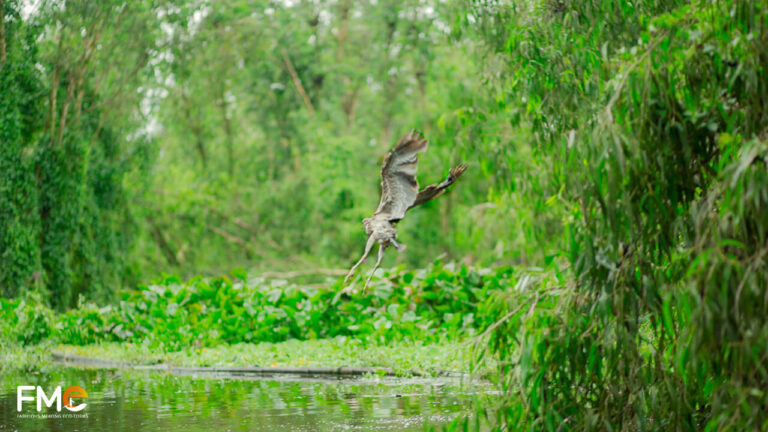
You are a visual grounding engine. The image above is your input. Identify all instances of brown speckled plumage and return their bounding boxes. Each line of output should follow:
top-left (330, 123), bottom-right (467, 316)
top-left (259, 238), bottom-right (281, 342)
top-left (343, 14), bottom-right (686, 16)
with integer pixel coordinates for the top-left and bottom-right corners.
top-left (343, 130), bottom-right (467, 292)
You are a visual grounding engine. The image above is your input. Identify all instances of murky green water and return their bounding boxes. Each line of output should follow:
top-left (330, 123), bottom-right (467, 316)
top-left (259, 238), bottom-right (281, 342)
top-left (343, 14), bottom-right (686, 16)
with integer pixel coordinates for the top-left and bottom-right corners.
top-left (0, 366), bottom-right (494, 431)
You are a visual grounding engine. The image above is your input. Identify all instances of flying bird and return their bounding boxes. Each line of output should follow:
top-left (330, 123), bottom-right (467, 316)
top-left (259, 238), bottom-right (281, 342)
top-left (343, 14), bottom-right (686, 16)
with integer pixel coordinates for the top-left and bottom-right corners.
top-left (343, 130), bottom-right (467, 291)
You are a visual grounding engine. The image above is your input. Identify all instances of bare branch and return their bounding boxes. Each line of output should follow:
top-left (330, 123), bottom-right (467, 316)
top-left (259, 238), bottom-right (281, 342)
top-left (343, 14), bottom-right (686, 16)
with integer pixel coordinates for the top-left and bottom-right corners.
top-left (205, 205), bottom-right (260, 237)
top-left (207, 224), bottom-right (254, 259)
top-left (147, 217), bottom-right (180, 267)
top-left (280, 48), bottom-right (315, 114)
top-left (207, 224), bottom-right (249, 248)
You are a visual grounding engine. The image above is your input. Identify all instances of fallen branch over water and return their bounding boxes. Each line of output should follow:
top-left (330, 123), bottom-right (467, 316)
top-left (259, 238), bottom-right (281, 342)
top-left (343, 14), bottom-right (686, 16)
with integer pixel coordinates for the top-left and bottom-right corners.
top-left (51, 350), bottom-right (465, 378)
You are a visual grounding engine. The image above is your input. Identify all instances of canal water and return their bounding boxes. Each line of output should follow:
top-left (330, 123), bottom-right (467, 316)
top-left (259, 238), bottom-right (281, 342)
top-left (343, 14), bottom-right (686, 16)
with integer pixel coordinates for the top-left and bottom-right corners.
top-left (0, 366), bottom-right (496, 431)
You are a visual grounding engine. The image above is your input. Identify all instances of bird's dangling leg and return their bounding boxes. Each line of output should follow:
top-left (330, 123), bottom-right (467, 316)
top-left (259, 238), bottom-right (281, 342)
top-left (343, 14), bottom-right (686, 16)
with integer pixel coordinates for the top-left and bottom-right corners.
top-left (362, 243), bottom-right (386, 292)
top-left (344, 234), bottom-right (376, 285)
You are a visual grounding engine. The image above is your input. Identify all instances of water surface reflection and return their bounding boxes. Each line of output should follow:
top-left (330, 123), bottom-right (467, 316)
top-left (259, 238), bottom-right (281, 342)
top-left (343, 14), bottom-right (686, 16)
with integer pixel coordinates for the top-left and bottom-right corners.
top-left (1, 366), bottom-right (494, 431)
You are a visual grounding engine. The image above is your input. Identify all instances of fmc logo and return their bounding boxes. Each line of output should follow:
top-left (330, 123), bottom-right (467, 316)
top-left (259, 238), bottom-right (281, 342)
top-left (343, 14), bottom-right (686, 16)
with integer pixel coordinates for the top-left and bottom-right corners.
top-left (17, 386), bottom-right (88, 412)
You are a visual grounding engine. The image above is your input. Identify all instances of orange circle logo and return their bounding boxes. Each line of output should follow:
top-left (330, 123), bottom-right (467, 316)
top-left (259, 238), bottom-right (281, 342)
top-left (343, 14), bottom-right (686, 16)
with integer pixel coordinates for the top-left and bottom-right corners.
top-left (63, 386), bottom-right (88, 410)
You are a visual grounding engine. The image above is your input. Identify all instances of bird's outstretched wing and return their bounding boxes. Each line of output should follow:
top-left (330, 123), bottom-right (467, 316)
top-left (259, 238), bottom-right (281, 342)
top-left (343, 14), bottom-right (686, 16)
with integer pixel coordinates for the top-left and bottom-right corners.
top-left (409, 163), bottom-right (468, 209)
top-left (373, 130), bottom-right (428, 222)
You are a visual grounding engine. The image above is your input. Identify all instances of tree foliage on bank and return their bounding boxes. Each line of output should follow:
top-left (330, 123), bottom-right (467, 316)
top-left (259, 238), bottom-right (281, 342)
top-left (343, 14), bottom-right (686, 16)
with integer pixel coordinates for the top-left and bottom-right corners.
top-left (461, 0), bottom-right (768, 429)
top-left (1, 0), bottom-right (162, 308)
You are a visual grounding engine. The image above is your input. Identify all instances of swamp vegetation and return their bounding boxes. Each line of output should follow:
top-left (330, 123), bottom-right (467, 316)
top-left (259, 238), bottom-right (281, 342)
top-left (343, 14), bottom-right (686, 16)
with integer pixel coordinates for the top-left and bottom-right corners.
top-left (2, 0), bottom-right (768, 430)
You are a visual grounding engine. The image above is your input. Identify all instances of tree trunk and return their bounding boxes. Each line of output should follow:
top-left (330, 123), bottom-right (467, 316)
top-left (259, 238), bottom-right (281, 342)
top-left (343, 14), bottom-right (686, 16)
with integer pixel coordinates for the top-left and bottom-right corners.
top-left (181, 90), bottom-right (207, 168)
top-left (379, 10), bottom-right (400, 146)
top-left (215, 87), bottom-right (235, 177)
top-left (223, 111), bottom-right (234, 177)
top-left (47, 64), bottom-right (60, 144)
top-left (336, 0), bottom-right (350, 61)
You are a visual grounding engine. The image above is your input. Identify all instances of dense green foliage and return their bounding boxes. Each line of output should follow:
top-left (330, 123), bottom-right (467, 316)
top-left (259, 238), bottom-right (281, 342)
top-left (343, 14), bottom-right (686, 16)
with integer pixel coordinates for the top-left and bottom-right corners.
top-left (456, 0), bottom-right (768, 430)
top-left (0, 263), bottom-right (516, 349)
top-left (0, 0), bottom-right (159, 308)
